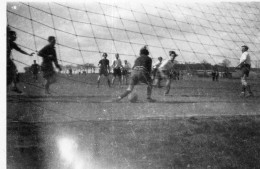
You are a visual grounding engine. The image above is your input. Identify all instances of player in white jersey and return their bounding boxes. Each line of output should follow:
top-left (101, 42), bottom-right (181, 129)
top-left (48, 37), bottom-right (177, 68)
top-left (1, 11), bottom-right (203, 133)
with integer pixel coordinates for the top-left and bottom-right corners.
top-left (155, 51), bottom-right (178, 95)
top-left (121, 60), bottom-right (131, 85)
top-left (111, 53), bottom-right (122, 86)
top-left (235, 45), bottom-right (253, 97)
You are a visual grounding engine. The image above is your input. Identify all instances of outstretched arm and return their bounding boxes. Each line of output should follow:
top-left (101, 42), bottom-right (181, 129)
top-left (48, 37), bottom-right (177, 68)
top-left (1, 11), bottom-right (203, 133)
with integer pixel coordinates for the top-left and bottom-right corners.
top-left (13, 43), bottom-right (34, 56)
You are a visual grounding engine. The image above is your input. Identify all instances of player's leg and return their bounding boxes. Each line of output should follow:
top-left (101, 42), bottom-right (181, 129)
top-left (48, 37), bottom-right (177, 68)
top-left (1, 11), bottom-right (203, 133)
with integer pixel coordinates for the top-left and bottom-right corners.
top-left (118, 69), bottom-right (122, 87)
top-left (115, 70), bottom-right (138, 101)
top-left (164, 78), bottom-right (172, 95)
top-left (97, 75), bottom-right (101, 88)
top-left (104, 71), bottom-right (111, 87)
top-left (244, 68), bottom-right (253, 97)
top-left (240, 74), bottom-right (247, 97)
top-left (140, 71), bottom-right (155, 102)
top-left (112, 68), bottom-right (116, 85)
top-left (119, 84), bottom-right (134, 99)
top-left (153, 70), bottom-right (161, 88)
top-left (146, 79), bottom-right (153, 100)
top-left (44, 77), bottom-right (51, 94)
top-left (163, 71), bottom-right (171, 95)
top-left (9, 61), bottom-right (22, 93)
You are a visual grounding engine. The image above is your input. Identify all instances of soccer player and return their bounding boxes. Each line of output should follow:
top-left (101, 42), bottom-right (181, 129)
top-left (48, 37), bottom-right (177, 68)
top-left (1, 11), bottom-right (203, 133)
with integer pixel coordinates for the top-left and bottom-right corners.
top-left (156, 51), bottom-right (178, 95)
top-left (121, 60), bottom-right (131, 85)
top-left (111, 53), bottom-right (122, 86)
top-left (235, 45), bottom-right (253, 97)
top-left (97, 53), bottom-right (111, 88)
top-left (31, 60), bottom-right (40, 82)
top-left (7, 29), bottom-right (34, 93)
top-left (38, 36), bottom-right (62, 94)
top-left (115, 46), bottom-right (155, 102)
top-left (212, 70), bottom-right (216, 81)
top-left (152, 56), bottom-right (163, 87)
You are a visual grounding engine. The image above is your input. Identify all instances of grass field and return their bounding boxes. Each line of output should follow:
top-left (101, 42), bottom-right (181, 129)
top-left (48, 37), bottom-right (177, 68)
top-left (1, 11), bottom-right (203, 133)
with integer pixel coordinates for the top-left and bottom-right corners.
top-left (7, 72), bottom-right (260, 169)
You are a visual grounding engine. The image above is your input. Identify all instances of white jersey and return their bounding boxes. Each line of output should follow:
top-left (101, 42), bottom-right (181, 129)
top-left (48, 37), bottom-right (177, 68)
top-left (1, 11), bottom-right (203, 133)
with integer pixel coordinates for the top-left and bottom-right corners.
top-left (123, 63), bottom-right (131, 70)
top-left (153, 61), bottom-right (162, 69)
top-left (112, 59), bottom-right (122, 68)
top-left (240, 51), bottom-right (251, 65)
top-left (159, 59), bottom-right (174, 71)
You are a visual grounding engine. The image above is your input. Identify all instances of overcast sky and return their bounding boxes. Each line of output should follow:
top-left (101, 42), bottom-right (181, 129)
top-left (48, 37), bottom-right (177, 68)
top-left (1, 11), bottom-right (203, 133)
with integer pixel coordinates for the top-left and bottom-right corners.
top-left (6, 1), bottom-right (260, 71)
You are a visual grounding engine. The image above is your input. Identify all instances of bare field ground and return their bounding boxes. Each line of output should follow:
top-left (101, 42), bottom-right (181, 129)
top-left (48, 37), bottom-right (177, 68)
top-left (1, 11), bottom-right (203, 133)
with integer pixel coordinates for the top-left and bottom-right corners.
top-left (7, 73), bottom-right (260, 169)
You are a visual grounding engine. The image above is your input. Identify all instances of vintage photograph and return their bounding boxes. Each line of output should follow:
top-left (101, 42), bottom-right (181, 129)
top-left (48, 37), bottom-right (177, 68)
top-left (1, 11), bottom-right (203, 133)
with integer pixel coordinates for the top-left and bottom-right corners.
top-left (6, 0), bottom-right (260, 168)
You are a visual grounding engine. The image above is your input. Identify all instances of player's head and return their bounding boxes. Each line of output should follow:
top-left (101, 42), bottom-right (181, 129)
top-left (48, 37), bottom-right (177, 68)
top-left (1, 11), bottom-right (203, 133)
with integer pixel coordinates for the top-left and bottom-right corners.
top-left (115, 53), bottom-right (119, 59)
top-left (241, 45), bottom-right (248, 52)
top-left (124, 60), bottom-right (127, 63)
top-left (48, 36), bottom-right (56, 45)
top-left (102, 53), bottom-right (108, 58)
top-left (140, 45), bottom-right (149, 56)
top-left (169, 51), bottom-right (178, 59)
top-left (33, 60), bottom-right (36, 64)
top-left (8, 31), bottom-right (17, 41)
top-left (158, 57), bottom-right (162, 62)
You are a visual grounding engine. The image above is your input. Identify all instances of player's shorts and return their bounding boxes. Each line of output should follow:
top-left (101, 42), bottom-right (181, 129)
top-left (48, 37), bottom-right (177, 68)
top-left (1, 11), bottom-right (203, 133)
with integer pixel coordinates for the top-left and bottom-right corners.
top-left (7, 59), bottom-right (17, 85)
top-left (41, 65), bottom-right (55, 79)
top-left (33, 70), bottom-right (38, 75)
top-left (129, 68), bottom-right (152, 86)
top-left (159, 70), bottom-right (172, 79)
top-left (99, 68), bottom-right (109, 76)
top-left (122, 69), bottom-right (129, 76)
top-left (113, 68), bottom-right (121, 77)
top-left (241, 64), bottom-right (250, 77)
top-left (155, 70), bottom-right (163, 80)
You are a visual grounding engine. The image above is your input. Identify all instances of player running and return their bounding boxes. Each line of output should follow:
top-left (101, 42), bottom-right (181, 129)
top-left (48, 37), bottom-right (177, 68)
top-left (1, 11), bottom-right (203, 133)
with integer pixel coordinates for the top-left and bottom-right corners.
top-left (7, 28), bottom-right (34, 93)
top-left (235, 45), bottom-right (253, 97)
top-left (97, 53), bottom-right (111, 88)
top-left (111, 53), bottom-right (122, 87)
top-left (114, 45), bottom-right (155, 102)
top-left (155, 51), bottom-right (178, 95)
top-left (38, 36), bottom-right (62, 94)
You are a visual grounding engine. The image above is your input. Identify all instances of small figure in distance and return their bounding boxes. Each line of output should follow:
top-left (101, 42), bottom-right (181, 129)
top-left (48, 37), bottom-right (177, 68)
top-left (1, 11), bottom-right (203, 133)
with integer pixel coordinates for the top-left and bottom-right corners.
top-left (111, 53), bottom-right (122, 87)
top-left (97, 53), bottom-right (111, 88)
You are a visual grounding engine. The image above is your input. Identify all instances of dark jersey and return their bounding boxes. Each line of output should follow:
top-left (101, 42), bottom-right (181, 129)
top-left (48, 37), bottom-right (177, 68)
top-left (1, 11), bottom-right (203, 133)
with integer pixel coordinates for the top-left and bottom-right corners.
top-left (133, 54), bottom-right (152, 73)
top-left (31, 63), bottom-right (39, 74)
top-left (38, 44), bottom-right (60, 69)
top-left (99, 59), bottom-right (109, 70)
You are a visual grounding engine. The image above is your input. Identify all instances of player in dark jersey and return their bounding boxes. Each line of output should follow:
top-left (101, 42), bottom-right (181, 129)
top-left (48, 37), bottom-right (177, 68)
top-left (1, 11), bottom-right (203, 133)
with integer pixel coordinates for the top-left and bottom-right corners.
top-left (114, 46), bottom-right (155, 102)
top-left (97, 53), bottom-right (111, 88)
top-left (31, 60), bottom-right (40, 82)
top-left (38, 36), bottom-right (62, 94)
top-left (7, 29), bottom-right (34, 93)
